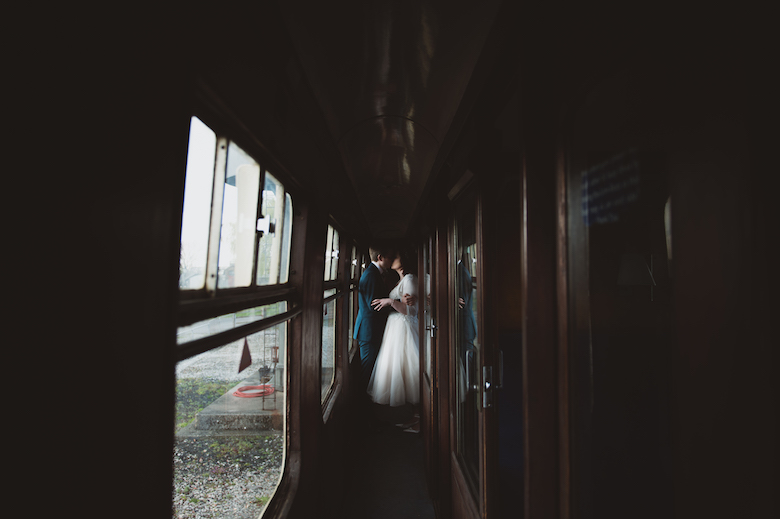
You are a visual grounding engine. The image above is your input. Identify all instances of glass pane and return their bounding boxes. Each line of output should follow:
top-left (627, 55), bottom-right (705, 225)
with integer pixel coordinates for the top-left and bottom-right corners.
top-left (257, 172), bottom-right (288, 286)
top-left (454, 197), bottom-right (479, 493)
top-left (279, 193), bottom-right (293, 284)
top-left (330, 228), bottom-right (340, 281)
top-left (423, 240), bottom-right (433, 380)
top-left (323, 225), bottom-right (340, 282)
top-left (177, 302), bottom-right (287, 345)
top-left (324, 226), bottom-right (334, 281)
top-left (174, 320), bottom-right (287, 518)
top-left (180, 116), bottom-right (216, 290)
top-left (321, 294), bottom-right (337, 401)
top-left (218, 141), bottom-right (261, 288)
top-left (349, 246), bottom-right (358, 355)
top-left (349, 288), bottom-right (356, 355)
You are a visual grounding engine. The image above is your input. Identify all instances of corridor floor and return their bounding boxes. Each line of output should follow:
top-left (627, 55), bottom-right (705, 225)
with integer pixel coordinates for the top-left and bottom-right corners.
top-left (344, 409), bottom-right (436, 519)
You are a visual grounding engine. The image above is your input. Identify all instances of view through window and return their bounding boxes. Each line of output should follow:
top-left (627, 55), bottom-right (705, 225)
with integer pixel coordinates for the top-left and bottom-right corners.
top-left (175, 116), bottom-right (293, 519)
top-left (174, 322), bottom-right (287, 518)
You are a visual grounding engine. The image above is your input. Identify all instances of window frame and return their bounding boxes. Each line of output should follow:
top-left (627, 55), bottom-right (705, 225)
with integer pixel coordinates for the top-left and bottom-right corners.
top-left (348, 244), bottom-right (363, 361)
top-left (176, 83), bottom-right (348, 519)
top-left (320, 221), bottom-right (351, 418)
top-left (176, 102), bottom-right (301, 361)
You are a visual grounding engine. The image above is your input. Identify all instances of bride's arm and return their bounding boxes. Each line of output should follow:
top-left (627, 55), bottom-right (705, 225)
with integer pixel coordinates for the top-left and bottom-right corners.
top-left (401, 274), bottom-right (417, 309)
top-left (371, 275), bottom-right (416, 314)
top-left (371, 297), bottom-right (409, 315)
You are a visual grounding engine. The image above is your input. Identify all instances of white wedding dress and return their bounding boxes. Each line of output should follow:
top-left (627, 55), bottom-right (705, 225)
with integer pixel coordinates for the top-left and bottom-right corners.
top-left (367, 273), bottom-right (420, 407)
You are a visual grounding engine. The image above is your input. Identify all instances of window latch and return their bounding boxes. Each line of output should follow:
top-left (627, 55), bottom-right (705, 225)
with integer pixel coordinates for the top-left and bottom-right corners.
top-left (257, 217), bottom-right (276, 237)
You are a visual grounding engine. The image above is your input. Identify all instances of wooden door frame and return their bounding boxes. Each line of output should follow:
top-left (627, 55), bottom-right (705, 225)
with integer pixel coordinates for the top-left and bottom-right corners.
top-left (520, 96), bottom-right (568, 519)
top-left (447, 180), bottom-right (489, 519)
top-left (420, 229), bottom-right (439, 504)
top-left (433, 189), bottom-right (453, 519)
top-left (262, 198), bottom-right (328, 519)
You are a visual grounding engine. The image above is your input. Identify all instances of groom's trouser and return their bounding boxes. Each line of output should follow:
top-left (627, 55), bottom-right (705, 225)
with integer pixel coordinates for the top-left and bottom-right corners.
top-left (358, 339), bottom-right (381, 423)
top-left (358, 339), bottom-right (381, 392)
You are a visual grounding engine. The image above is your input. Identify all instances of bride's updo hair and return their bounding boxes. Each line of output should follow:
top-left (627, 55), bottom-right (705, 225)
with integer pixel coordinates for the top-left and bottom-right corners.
top-left (398, 247), bottom-right (418, 276)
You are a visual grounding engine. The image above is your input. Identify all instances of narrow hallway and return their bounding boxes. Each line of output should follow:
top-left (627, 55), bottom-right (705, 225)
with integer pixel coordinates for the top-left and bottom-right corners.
top-left (344, 411), bottom-right (436, 519)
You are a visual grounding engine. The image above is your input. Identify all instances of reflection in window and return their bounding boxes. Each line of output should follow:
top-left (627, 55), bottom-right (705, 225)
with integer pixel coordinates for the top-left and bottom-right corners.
top-left (454, 198), bottom-right (480, 495)
top-left (173, 320), bottom-right (287, 517)
top-left (180, 117), bottom-right (216, 290)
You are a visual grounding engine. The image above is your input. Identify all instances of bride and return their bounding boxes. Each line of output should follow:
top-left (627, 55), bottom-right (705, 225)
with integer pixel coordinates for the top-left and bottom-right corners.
top-left (366, 249), bottom-right (420, 409)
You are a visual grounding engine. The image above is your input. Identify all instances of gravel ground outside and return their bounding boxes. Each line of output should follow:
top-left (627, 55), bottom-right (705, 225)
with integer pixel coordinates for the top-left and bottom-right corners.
top-left (174, 325), bottom-right (286, 519)
top-left (173, 435), bottom-right (284, 519)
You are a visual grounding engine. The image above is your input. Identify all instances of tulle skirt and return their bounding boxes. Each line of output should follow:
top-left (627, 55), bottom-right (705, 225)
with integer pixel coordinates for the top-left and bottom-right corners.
top-left (367, 313), bottom-right (420, 407)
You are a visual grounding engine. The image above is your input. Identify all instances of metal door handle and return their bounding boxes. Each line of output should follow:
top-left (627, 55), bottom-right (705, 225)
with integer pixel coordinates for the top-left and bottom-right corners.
top-left (483, 366), bottom-right (494, 408)
top-left (425, 318), bottom-right (437, 338)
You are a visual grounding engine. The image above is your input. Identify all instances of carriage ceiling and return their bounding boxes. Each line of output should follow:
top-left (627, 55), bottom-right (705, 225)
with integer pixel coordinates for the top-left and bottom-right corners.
top-left (279, 0), bottom-right (502, 240)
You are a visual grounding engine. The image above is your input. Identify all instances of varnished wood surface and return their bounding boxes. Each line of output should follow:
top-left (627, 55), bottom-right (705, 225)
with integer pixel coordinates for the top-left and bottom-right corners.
top-left (520, 81), bottom-right (562, 519)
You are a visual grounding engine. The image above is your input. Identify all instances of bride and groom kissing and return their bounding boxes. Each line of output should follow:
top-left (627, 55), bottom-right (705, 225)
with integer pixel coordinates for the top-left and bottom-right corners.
top-left (353, 244), bottom-right (421, 432)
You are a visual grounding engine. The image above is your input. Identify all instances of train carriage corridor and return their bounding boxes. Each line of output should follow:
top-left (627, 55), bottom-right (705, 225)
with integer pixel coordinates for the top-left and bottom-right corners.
top-left (344, 409), bottom-right (436, 519)
top-left (44, 0), bottom-right (774, 518)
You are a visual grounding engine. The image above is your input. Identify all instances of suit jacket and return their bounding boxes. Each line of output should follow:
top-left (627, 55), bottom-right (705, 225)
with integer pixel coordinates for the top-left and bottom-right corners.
top-left (353, 263), bottom-right (391, 343)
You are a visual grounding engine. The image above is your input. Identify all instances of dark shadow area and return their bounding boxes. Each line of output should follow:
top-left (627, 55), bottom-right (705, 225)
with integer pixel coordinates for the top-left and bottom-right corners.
top-left (344, 404), bottom-right (436, 519)
top-left (498, 331), bottom-right (524, 519)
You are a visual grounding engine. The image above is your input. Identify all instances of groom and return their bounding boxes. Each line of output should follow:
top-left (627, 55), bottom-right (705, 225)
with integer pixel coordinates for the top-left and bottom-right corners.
top-left (354, 244), bottom-right (396, 395)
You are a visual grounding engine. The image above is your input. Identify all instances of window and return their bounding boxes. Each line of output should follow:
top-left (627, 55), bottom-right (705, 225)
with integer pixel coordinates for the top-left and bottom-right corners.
top-left (179, 117), bottom-right (216, 290)
top-left (348, 245), bottom-right (361, 358)
top-left (217, 141), bottom-right (261, 288)
top-left (175, 115), bottom-right (297, 518)
top-left (177, 302), bottom-right (287, 345)
top-left (173, 320), bottom-right (288, 518)
top-left (322, 288), bottom-right (337, 401)
top-left (258, 172), bottom-right (292, 285)
top-left (453, 193), bottom-right (480, 495)
top-left (179, 116), bottom-right (293, 294)
top-left (321, 224), bottom-right (341, 403)
top-left (324, 225), bottom-right (339, 282)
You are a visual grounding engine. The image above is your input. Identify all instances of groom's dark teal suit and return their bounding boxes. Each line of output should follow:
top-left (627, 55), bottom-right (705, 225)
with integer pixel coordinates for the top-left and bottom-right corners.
top-left (353, 262), bottom-right (390, 390)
